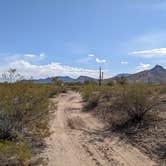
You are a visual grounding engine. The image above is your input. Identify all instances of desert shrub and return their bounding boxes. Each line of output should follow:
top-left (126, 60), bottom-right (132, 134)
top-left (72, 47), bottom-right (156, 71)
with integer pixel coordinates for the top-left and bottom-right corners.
top-left (0, 82), bottom-right (59, 165)
top-left (97, 84), bottom-right (160, 130)
top-left (81, 84), bottom-right (99, 101)
top-left (81, 84), bottom-right (114, 112)
top-left (83, 84), bottom-right (160, 129)
top-left (81, 84), bottom-right (111, 100)
top-left (155, 144), bottom-right (166, 162)
top-left (114, 84), bottom-right (158, 122)
top-left (115, 76), bottom-right (128, 85)
top-left (0, 141), bottom-right (31, 165)
top-left (107, 80), bottom-right (115, 86)
top-left (83, 92), bottom-right (100, 111)
top-left (0, 83), bottom-right (51, 140)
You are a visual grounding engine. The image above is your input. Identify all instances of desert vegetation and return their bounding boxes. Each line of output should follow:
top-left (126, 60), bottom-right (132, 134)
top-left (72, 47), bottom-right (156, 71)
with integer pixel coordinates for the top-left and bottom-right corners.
top-left (0, 70), bottom-right (165, 165)
top-left (81, 83), bottom-right (166, 165)
top-left (0, 81), bottom-right (63, 166)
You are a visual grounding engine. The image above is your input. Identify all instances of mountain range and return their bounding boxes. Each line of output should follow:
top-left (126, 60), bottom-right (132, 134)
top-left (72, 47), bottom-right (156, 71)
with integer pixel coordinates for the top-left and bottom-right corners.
top-left (28, 65), bottom-right (166, 84)
top-left (127, 65), bottom-right (166, 83)
top-left (30, 75), bottom-right (97, 84)
top-left (107, 65), bottom-right (166, 83)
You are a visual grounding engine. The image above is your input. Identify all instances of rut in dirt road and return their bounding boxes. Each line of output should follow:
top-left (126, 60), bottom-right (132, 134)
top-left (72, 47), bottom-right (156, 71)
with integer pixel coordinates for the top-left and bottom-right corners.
top-left (42, 91), bottom-right (156, 166)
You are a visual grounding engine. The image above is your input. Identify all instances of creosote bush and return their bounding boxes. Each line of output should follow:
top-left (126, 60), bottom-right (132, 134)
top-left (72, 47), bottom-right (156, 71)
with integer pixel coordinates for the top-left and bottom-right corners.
top-left (0, 141), bottom-right (31, 165)
top-left (111, 84), bottom-right (159, 124)
top-left (0, 82), bottom-right (61, 165)
top-left (82, 83), bottom-right (160, 130)
top-left (80, 83), bottom-right (164, 164)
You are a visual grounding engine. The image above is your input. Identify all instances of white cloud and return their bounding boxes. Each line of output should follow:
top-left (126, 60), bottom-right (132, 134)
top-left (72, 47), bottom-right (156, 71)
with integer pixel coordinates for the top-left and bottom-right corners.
top-left (24, 53), bottom-right (46, 59)
top-left (136, 63), bottom-right (151, 71)
top-left (39, 53), bottom-right (45, 58)
top-left (25, 54), bottom-right (36, 58)
top-left (96, 58), bottom-right (106, 63)
top-left (3, 53), bottom-right (46, 64)
top-left (121, 61), bottom-right (128, 64)
top-left (129, 48), bottom-right (166, 58)
top-left (88, 54), bottom-right (95, 57)
top-left (8, 60), bottom-right (101, 79)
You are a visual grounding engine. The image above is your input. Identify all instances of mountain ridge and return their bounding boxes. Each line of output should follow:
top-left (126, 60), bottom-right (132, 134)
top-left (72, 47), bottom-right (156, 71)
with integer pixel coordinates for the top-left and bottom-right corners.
top-left (24, 65), bottom-right (166, 84)
top-left (115, 65), bottom-right (166, 83)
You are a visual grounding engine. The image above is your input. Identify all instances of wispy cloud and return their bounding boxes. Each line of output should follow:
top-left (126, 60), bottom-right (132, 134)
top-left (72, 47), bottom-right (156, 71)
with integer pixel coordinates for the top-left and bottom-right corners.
top-left (129, 48), bottom-right (166, 58)
top-left (78, 54), bottom-right (107, 64)
top-left (25, 54), bottom-right (36, 58)
top-left (96, 58), bottom-right (106, 63)
top-left (136, 63), bottom-right (151, 71)
top-left (3, 53), bottom-right (46, 64)
top-left (88, 54), bottom-right (95, 57)
top-left (39, 53), bottom-right (45, 58)
top-left (121, 61), bottom-right (128, 64)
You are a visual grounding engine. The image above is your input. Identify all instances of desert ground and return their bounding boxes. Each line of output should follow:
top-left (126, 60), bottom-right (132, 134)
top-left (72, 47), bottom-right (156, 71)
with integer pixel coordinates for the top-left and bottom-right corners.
top-left (42, 91), bottom-right (156, 166)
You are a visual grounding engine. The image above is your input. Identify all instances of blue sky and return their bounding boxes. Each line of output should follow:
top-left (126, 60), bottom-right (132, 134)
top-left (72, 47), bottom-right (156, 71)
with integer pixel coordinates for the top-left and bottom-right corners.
top-left (1, 0), bottom-right (166, 78)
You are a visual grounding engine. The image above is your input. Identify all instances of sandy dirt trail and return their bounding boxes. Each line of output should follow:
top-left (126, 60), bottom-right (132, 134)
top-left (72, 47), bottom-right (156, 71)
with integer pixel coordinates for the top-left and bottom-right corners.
top-left (42, 91), bottom-right (156, 166)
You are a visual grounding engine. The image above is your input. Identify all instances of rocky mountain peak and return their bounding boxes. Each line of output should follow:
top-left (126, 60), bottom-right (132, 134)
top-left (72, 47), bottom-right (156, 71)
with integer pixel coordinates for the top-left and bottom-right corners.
top-left (153, 64), bottom-right (165, 70)
top-left (151, 65), bottom-right (165, 73)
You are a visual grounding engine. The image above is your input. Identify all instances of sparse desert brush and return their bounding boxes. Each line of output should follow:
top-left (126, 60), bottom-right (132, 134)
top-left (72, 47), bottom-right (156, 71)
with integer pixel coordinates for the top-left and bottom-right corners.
top-left (107, 84), bottom-right (159, 130)
top-left (0, 82), bottom-right (57, 165)
top-left (82, 83), bottom-right (160, 130)
top-left (113, 84), bottom-right (159, 123)
top-left (0, 141), bottom-right (31, 165)
top-left (0, 82), bottom-right (50, 139)
top-left (115, 76), bottom-right (128, 85)
top-left (81, 84), bottom-right (114, 112)
top-left (81, 84), bottom-right (99, 101)
top-left (81, 84), bottom-right (111, 101)
top-left (83, 92), bottom-right (100, 111)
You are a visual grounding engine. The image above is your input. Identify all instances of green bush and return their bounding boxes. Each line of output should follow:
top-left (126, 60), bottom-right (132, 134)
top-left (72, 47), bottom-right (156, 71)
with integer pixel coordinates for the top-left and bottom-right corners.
top-left (115, 77), bottom-right (128, 85)
top-left (0, 83), bottom-right (51, 140)
top-left (83, 92), bottom-right (100, 111)
top-left (0, 141), bottom-right (31, 165)
top-left (82, 84), bottom-right (160, 130)
top-left (0, 82), bottom-right (61, 165)
top-left (111, 84), bottom-right (159, 123)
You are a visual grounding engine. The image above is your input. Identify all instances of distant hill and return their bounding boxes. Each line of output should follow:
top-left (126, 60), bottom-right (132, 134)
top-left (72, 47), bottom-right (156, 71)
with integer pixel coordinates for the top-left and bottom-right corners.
top-left (106, 65), bottom-right (166, 84)
top-left (56, 75), bottom-right (97, 83)
top-left (55, 76), bottom-right (75, 83)
top-left (76, 76), bottom-right (97, 83)
top-left (114, 73), bottom-right (131, 78)
top-left (32, 78), bottom-right (52, 84)
top-left (24, 75), bottom-right (97, 84)
top-left (127, 65), bottom-right (166, 83)
top-left (23, 65), bottom-right (166, 84)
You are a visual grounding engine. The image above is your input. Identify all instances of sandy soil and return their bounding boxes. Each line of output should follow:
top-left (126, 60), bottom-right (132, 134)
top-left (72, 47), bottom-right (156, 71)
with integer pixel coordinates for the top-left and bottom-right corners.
top-left (42, 91), bottom-right (156, 166)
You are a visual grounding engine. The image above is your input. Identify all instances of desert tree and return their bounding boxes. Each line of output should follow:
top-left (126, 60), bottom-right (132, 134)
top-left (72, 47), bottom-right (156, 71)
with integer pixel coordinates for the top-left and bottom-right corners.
top-left (1, 68), bottom-right (24, 82)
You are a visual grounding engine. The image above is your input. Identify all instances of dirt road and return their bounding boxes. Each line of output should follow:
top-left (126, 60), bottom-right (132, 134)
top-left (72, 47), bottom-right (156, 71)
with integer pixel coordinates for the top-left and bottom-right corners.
top-left (42, 91), bottom-right (156, 166)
